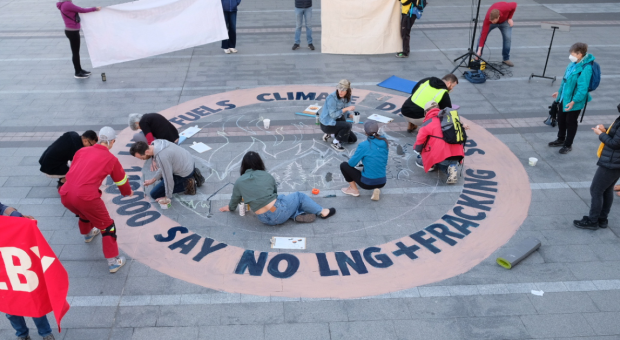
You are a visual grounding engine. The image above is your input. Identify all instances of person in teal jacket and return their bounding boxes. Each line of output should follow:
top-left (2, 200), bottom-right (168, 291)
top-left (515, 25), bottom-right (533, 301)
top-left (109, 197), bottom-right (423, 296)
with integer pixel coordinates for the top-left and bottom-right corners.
top-left (340, 121), bottom-right (389, 201)
top-left (548, 42), bottom-right (595, 154)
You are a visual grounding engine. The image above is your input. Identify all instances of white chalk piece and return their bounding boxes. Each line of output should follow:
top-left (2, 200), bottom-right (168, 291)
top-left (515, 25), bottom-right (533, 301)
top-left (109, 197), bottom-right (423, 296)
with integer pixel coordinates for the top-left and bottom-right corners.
top-left (531, 290), bottom-right (544, 296)
top-left (189, 142), bottom-right (212, 153)
top-left (270, 237), bottom-right (307, 250)
top-left (180, 125), bottom-right (201, 138)
top-left (367, 114), bottom-right (393, 124)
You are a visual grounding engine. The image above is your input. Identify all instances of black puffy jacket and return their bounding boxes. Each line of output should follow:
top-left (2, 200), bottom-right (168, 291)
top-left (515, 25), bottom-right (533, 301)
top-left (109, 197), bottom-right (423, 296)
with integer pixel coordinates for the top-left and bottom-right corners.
top-left (295, 0), bottom-right (311, 8)
top-left (597, 116), bottom-right (620, 169)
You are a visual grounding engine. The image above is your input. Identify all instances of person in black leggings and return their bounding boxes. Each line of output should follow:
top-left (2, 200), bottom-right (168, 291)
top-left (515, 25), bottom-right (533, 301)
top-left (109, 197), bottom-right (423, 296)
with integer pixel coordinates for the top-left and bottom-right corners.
top-left (57, 1), bottom-right (100, 78)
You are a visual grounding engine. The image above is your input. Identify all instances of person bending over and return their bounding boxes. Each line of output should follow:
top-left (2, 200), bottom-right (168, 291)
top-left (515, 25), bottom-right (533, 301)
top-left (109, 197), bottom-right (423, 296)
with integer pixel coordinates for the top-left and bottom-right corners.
top-left (476, 1), bottom-right (517, 67)
top-left (340, 121), bottom-right (389, 201)
top-left (130, 141), bottom-right (205, 202)
top-left (219, 151), bottom-right (336, 225)
top-left (320, 79), bottom-right (358, 152)
top-left (128, 113), bottom-right (180, 145)
top-left (414, 102), bottom-right (468, 184)
top-left (39, 130), bottom-right (98, 189)
top-left (59, 127), bottom-right (132, 273)
top-left (401, 74), bottom-right (458, 133)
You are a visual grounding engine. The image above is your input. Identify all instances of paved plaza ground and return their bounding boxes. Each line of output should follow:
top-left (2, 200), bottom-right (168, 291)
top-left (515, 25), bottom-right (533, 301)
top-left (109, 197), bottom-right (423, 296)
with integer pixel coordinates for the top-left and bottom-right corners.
top-left (2, 0), bottom-right (620, 339)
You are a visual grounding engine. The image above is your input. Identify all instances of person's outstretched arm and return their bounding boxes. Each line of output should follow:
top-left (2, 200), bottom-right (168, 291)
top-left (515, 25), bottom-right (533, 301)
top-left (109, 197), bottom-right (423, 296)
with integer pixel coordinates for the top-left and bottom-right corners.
top-left (63, 1), bottom-right (99, 13)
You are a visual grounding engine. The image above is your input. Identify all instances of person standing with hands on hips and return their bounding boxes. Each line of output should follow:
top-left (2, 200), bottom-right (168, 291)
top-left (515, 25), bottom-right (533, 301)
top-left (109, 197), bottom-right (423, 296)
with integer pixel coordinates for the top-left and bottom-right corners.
top-left (292, 0), bottom-right (314, 51)
top-left (56, 0), bottom-right (101, 79)
top-left (476, 2), bottom-right (517, 67)
top-left (548, 42), bottom-right (595, 154)
top-left (320, 79), bottom-right (358, 152)
top-left (221, 0), bottom-right (241, 54)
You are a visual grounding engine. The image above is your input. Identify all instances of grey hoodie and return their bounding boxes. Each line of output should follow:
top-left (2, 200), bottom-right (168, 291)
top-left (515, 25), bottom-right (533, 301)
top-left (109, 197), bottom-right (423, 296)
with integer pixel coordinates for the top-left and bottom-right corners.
top-left (152, 140), bottom-right (194, 198)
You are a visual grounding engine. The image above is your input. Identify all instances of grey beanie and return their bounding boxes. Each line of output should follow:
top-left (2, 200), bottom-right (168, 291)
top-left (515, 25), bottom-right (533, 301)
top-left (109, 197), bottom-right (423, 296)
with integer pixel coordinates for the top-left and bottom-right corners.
top-left (98, 126), bottom-right (116, 143)
top-left (337, 79), bottom-right (351, 91)
top-left (364, 120), bottom-right (379, 135)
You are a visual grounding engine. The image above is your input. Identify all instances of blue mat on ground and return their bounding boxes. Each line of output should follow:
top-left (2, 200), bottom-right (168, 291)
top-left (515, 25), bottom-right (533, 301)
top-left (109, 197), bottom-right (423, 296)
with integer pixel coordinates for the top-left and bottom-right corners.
top-left (377, 75), bottom-right (417, 94)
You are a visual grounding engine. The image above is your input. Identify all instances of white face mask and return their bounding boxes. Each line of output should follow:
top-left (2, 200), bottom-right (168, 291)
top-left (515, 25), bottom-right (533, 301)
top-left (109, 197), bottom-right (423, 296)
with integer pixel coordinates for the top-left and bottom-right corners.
top-left (569, 55), bottom-right (579, 63)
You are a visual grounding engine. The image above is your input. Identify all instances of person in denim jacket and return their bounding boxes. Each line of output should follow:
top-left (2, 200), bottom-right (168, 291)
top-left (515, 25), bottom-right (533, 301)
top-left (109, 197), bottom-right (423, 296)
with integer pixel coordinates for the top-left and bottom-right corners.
top-left (320, 79), bottom-right (358, 152)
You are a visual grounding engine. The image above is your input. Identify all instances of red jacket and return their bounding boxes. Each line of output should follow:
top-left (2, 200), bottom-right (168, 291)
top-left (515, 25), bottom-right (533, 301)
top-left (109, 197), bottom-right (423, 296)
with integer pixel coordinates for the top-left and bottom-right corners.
top-left (414, 108), bottom-right (465, 173)
top-left (479, 2), bottom-right (517, 48)
top-left (59, 144), bottom-right (132, 200)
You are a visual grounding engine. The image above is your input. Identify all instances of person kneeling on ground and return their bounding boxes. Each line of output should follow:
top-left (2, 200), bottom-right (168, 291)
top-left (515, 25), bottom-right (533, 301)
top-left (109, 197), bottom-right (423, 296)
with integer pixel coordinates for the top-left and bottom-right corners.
top-left (128, 112), bottom-right (180, 145)
top-left (340, 121), bottom-right (389, 201)
top-left (39, 130), bottom-right (98, 189)
top-left (574, 103), bottom-right (620, 230)
top-left (320, 79), bottom-right (358, 152)
top-left (414, 102), bottom-right (468, 184)
top-left (130, 141), bottom-right (205, 203)
top-left (401, 74), bottom-right (458, 133)
top-left (219, 151), bottom-right (336, 225)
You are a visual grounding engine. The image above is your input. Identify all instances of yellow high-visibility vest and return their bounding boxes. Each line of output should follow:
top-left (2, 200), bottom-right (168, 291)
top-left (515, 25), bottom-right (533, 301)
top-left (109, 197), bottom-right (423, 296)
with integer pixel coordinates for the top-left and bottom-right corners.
top-left (410, 80), bottom-right (447, 108)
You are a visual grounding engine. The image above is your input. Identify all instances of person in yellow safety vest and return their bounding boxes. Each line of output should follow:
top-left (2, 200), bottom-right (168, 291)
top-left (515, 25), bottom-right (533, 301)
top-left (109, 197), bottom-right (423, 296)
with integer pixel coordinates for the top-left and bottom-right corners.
top-left (396, 0), bottom-right (419, 58)
top-left (400, 73), bottom-right (459, 133)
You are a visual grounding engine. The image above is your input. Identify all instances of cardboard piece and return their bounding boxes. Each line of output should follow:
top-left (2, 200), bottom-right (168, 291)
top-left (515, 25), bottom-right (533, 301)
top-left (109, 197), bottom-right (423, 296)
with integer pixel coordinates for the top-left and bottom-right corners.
top-left (270, 237), bottom-right (307, 250)
top-left (180, 125), bottom-right (201, 138)
top-left (189, 142), bottom-right (212, 153)
top-left (303, 105), bottom-right (322, 115)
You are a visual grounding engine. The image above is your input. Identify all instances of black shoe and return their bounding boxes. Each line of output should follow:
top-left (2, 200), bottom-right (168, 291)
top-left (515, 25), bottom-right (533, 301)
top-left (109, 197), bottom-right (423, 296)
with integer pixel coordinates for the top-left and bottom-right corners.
top-left (559, 146), bottom-right (572, 154)
top-left (598, 218), bottom-right (609, 228)
top-left (74, 71), bottom-right (90, 79)
top-left (309, 44), bottom-right (315, 50)
top-left (184, 178), bottom-right (197, 195)
top-left (330, 142), bottom-right (345, 152)
top-left (193, 168), bottom-right (205, 188)
top-left (56, 179), bottom-right (64, 190)
top-left (81, 69), bottom-right (92, 76)
top-left (548, 139), bottom-right (565, 147)
top-left (320, 208), bottom-right (336, 219)
top-left (292, 44), bottom-right (300, 50)
top-left (574, 216), bottom-right (599, 230)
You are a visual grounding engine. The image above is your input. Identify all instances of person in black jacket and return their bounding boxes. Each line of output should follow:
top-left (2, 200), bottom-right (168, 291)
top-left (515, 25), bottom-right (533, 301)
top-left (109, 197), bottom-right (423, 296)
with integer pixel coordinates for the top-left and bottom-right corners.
top-left (292, 0), bottom-right (314, 51)
top-left (401, 74), bottom-right (458, 133)
top-left (128, 113), bottom-right (180, 145)
top-left (574, 103), bottom-right (620, 230)
top-left (39, 130), bottom-right (98, 188)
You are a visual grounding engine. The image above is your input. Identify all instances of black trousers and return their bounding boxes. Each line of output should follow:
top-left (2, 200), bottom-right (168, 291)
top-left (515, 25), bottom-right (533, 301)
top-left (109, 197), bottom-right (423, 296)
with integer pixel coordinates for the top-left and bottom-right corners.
top-left (589, 166), bottom-right (620, 221)
top-left (400, 14), bottom-right (416, 55)
top-left (557, 103), bottom-right (581, 147)
top-left (340, 162), bottom-right (385, 190)
top-left (320, 116), bottom-right (356, 144)
top-left (65, 30), bottom-right (82, 74)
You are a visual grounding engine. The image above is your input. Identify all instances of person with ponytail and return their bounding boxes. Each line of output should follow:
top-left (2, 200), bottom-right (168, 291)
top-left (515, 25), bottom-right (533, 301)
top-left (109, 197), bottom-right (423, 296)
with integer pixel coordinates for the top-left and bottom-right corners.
top-left (340, 121), bottom-right (389, 201)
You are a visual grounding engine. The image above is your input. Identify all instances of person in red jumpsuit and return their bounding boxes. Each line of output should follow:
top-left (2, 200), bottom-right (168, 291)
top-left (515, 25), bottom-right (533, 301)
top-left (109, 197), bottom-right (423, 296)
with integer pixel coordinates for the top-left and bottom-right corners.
top-left (59, 127), bottom-right (133, 273)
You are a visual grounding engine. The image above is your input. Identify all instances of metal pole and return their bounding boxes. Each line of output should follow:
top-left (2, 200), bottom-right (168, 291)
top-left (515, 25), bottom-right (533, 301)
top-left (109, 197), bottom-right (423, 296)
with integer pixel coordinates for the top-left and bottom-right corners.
top-left (468, 0), bottom-right (483, 68)
top-left (541, 27), bottom-right (557, 77)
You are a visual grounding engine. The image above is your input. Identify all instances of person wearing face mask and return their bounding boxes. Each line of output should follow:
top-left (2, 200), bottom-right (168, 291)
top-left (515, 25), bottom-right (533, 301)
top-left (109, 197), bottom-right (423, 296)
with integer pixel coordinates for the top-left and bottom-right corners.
top-left (548, 42), bottom-right (595, 154)
top-left (320, 79), bottom-right (358, 152)
top-left (401, 74), bottom-right (458, 133)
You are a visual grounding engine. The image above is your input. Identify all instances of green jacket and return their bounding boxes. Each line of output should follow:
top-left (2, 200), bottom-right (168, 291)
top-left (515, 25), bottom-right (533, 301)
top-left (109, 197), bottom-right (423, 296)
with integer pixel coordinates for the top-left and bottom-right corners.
top-left (555, 53), bottom-right (595, 112)
top-left (228, 169), bottom-right (277, 212)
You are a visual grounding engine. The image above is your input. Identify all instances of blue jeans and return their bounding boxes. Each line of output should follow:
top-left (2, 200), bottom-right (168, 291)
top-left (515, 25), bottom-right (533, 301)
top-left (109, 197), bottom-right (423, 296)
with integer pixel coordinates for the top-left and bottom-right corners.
top-left (222, 11), bottom-right (237, 49)
top-left (6, 314), bottom-right (52, 338)
top-left (256, 192), bottom-right (322, 226)
top-left (150, 170), bottom-right (195, 200)
top-left (294, 7), bottom-right (312, 45)
top-left (477, 21), bottom-right (512, 61)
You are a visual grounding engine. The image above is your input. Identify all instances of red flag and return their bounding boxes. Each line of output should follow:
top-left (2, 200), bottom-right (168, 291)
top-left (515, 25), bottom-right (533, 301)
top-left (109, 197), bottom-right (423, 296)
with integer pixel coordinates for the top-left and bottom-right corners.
top-left (0, 216), bottom-right (70, 332)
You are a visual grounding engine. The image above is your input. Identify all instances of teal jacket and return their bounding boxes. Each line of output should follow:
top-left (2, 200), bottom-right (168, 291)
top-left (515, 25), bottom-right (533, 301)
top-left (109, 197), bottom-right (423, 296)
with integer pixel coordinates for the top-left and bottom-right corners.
top-left (555, 53), bottom-right (595, 112)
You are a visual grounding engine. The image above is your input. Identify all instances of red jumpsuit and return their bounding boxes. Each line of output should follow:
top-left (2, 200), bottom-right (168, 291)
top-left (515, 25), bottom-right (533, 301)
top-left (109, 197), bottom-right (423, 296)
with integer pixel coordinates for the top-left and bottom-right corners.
top-left (59, 144), bottom-right (131, 259)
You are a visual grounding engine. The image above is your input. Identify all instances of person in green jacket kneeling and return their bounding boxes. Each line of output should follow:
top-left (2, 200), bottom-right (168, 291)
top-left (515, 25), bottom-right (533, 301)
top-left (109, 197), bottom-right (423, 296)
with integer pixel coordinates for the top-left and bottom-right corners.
top-left (549, 42), bottom-right (595, 154)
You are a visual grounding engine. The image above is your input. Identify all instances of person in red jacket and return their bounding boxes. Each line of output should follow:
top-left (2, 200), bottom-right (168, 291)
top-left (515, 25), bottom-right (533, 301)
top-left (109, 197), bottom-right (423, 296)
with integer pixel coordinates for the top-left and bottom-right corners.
top-left (59, 127), bottom-right (133, 273)
top-left (413, 102), bottom-right (468, 184)
top-left (475, 2), bottom-right (517, 67)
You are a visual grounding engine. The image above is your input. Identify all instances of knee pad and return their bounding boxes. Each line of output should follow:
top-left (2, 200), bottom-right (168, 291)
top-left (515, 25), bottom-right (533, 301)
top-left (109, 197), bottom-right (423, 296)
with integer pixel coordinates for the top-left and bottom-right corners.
top-left (101, 223), bottom-right (117, 241)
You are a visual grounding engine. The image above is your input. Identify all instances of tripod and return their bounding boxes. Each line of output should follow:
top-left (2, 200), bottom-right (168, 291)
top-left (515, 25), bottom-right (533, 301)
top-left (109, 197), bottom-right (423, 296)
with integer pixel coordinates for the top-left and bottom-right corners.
top-left (451, 0), bottom-right (504, 75)
top-left (529, 25), bottom-right (562, 85)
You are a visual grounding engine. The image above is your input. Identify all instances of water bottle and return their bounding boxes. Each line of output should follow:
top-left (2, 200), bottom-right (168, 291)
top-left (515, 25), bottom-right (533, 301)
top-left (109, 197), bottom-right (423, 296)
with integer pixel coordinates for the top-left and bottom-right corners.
top-left (315, 113), bottom-right (319, 125)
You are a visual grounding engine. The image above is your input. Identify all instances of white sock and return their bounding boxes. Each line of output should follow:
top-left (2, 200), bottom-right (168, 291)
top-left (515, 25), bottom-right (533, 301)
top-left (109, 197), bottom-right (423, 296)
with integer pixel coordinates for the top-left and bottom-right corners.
top-left (333, 139), bottom-right (340, 144)
top-left (107, 257), bottom-right (118, 266)
top-left (331, 134), bottom-right (335, 138)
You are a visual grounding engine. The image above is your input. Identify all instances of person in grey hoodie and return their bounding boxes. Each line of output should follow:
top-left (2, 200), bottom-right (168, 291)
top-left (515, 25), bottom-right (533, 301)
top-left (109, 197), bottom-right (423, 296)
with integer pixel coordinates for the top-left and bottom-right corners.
top-left (56, 0), bottom-right (101, 78)
top-left (129, 141), bottom-right (205, 201)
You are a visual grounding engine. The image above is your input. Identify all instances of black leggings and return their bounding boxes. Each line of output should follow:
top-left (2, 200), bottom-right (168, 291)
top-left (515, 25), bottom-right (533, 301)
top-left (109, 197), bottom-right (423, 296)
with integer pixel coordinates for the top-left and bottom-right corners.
top-left (340, 162), bottom-right (385, 190)
top-left (588, 166), bottom-right (620, 221)
top-left (321, 116), bottom-right (356, 144)
top-left (557, 103), bottom-right (581, 148)
top-left (65, 30), bottom-right (82, 74)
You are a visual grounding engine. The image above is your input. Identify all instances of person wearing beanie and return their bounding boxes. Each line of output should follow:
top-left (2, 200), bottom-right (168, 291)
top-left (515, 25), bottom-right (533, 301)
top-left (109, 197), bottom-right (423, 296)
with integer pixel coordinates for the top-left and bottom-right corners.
top-left (320, 79), bottom-right (358, 151)
top-left (39, 130), bottom-right (98, 189)
top-left (59, 127), bottom-right (133, 273)
top-left (340, 121), bottom-right (389, 200)
top-left (128, 113), bottom-right (180, 145)
top-left (56, 0), bottom-right (101, 78)
top-left (401, 74), bottom-right (458, 133)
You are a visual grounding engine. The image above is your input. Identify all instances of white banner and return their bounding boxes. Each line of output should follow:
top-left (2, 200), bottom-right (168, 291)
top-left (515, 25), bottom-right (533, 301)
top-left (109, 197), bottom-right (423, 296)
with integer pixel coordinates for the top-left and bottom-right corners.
top-left (81, 0), bottom-right (228, 68)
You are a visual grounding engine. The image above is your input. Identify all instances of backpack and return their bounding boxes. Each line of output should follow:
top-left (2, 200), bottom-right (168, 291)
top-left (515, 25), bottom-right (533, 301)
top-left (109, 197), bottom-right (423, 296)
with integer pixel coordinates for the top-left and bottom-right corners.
top-left (464, 70), bottom-right (486, 84)
top-left (588, 61), bottom-right (601, 92)
top-left (408, 0), bottom-right (426, 19)
top-left (436, 108), bottom-right (467, 144)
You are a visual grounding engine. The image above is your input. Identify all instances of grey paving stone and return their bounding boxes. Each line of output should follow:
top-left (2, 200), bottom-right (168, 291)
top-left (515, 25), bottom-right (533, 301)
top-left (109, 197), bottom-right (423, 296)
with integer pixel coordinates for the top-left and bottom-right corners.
top-left (284, 300), bottom-right (347, 323)
top-left (217, 302), bottom-right (285, 325)
top-left (344, 298), bottom-right (411, 321)
top-left (265, 323), bottom-right (329, 340)
top-left (393, 318), bottom-right (463, 340)
top-left (520, 313), bottom-right (596, 338)
top-left (418, 286), bottom-right (451, 297)
top-left (329, 320), bottom-right (398, 340)
top-left (456, 316), bottom-right (530, 340)
top-left (582, 312), bottom-right (620, 336)
top-left (461, 294), bottom-right (537, 317)
top-left (63, 328), bottom-right (111, 340)
top-left (115, 306), bottom-right (160, 328)
top-left (587, 290), bottom-right (620, 312)
top-left (157, 304), bottom-right (220, 327)
top-left (109, 327), bottom-right (135, 340)
top-left (528, 291), bottom-right (600, 314)
top-left (132, 326), bottom-right (199, 340)
top-left (199, 325), bottom-right (264, 340)
top-left (404, 296), bottom-right (473, 319)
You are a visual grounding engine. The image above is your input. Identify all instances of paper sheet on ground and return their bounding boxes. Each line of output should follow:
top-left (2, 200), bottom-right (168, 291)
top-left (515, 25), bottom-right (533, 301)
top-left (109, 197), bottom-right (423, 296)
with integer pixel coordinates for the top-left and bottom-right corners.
top-left (321, 0), bottom-right (401, 54)
top-left (189, 142), bottom-right (212, 153)
top-left (81, 0), bottom-right (228, 68)
top-left (368, 114), bottom-right (393, 124)
top-left (270, 237), bottom-right (307, 250)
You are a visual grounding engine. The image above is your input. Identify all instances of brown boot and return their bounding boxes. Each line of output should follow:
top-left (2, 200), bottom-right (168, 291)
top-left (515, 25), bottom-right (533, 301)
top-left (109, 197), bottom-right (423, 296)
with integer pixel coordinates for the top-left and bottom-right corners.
top-left (407, 123), bottom-right (418, 133)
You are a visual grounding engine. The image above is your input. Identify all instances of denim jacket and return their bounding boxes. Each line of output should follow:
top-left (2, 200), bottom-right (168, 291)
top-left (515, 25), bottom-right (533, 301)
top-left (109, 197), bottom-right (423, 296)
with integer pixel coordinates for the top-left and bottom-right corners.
top-left (320, 91), bottom-right (349, 126)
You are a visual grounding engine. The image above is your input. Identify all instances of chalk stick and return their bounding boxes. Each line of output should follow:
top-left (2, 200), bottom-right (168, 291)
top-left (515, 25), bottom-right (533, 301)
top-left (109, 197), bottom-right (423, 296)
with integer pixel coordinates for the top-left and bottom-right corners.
top-left (496, 237), bottom-right (541, 269)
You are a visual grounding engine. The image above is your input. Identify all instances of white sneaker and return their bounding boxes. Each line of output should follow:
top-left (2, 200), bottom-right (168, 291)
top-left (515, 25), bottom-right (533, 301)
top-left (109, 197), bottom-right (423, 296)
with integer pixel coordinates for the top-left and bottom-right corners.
top-left (223, 49), bottom-right (231, 54)
top-left (446, 163), bottom-right (458, 184)
top-left (322, 133), bottom-right (331, 142)
top-left (84, 228), bottom-right (100, 243)
top-left (108, 256), bottom-right (126, 273)
top-left (371, 188), bottom-right (380, 201)
top-left (331, 142), bottom-right (345, 152)
top-left (229, 48), bottom-right (238, 53)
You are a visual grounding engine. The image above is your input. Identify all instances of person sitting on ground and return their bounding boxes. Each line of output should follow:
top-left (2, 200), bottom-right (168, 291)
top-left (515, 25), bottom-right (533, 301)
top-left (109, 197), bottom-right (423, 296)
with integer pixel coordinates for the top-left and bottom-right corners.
top-left (39, 130), bottom-right (98, 189)
top-left (320, 79), bottom-right (358, 152)
top-left (130, 140), bottom-right (205, 202)
top-left (573, 103), bottom-right (620, 230)
top-left (476, 1), bottom-right (517, 67)
top-left (128, 112), bottom-right (180, 145)
top-left (401, 74), bottom-right (458, 133)
top-left (414, 102), bottom-right (468, 184)
top-left (219, 151), bottom-right (336, 225)
top-left (340, 121), bottom-right (389, 201)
